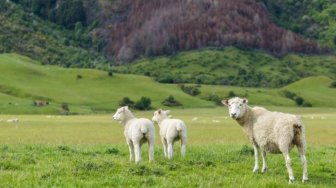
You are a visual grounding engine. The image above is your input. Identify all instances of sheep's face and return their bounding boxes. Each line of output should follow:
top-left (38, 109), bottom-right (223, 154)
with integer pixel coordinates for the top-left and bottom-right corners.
top-left (113, 106), bottom-right (128, 121)
top-left (152, 109), bottom-right (170, 123)
top-left (222, 97), bottom-right (248, 119)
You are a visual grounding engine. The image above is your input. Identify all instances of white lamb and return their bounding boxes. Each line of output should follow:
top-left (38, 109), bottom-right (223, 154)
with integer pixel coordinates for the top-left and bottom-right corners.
top-left (152, 109), bottom-right (187, 159)
top-left (222, 97), bottom-right (308, 184)
top-left (113, 106), bottom-right (155, 163)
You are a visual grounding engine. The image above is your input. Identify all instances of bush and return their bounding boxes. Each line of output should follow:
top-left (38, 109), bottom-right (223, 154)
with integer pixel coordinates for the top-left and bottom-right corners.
top-left (60, 103), bottom-right (70, 115)
top-left (227, 91), bottom-right (236, 98)
top-left (295, 97), bottom-right (304, 106)
top-left (329, 81), bottom-right (336, 88)
top-left (108, 71), bottom-right (113, 77)
top-left (207, 94), bottom-right (222, 106)
top-left (119, 97), bottom-right (134, 108)
top-left (302, 102), bottom-right (312, 107)
top-left (282, 90), bottom-right (297, 99)
top-left (134, 97), bottom-right (152, 110)
top-left (162, 95), bottom-right (182, 107)
top-left (179, 85), bottom-right (201, 96)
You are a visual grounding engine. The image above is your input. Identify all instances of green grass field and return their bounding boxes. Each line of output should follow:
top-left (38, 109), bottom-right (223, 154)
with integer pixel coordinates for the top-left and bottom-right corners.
top-left (0, 108), bottom-right (335, 187)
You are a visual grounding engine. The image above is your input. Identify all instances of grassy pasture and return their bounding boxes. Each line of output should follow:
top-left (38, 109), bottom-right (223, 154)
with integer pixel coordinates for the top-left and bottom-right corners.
top-left (0, 107), bottom-right (335, 187)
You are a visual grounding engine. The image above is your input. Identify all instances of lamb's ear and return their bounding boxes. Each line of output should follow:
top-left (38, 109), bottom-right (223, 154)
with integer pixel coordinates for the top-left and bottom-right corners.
top-left (165, 110), bottom-right (171, 115)
top-left (242, 99), bottom-right (248, 104)
top-left (221, 99), bottom-right (229, 106)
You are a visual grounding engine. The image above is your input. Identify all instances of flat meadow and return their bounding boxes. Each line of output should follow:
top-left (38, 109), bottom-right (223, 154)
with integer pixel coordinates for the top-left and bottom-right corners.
top-left (0, 107), bottom-right (335, 187)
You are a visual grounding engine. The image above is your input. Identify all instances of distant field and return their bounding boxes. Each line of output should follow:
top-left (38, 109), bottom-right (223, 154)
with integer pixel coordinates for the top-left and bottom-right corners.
top-left (0, 107), bottom-right (335, 187)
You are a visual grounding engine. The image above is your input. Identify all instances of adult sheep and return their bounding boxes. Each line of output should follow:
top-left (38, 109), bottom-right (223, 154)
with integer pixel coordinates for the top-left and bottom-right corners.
top-left (152, 109), bottom-right (187, 159)
top-left (222, 97), bottom-right (308, 184)
top-left (113, 106), bottom-right (155, 163)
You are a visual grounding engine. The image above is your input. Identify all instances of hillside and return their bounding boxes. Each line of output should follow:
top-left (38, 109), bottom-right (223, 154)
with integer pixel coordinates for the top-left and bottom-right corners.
top-left (263, 0), bottom-right (336, 48)
top-left (0, 54), bottom-right (335, 116)
top-left (196, 76), bottom-right (336, 107)
top-left (113, 47), bottom-right (336, 88)
top-left (0, 54), bottom-right (213, 114)
top-left (95, 0), bottom-right (325, 63)
top-left (0, 1), bottom-right (107, 68)
top-left (3, 0), bottom-right (333, 66)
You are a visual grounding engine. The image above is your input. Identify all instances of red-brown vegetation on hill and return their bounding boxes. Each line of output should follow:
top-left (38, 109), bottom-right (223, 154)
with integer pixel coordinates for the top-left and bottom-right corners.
top-left (95, 0), bottom-right (323, 63)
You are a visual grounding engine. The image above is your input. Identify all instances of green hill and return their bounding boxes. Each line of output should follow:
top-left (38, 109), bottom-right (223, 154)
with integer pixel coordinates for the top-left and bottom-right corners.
top-left (113, 47), bottom-right (336, 88)
top-left (0, 53), bottom-right (213, 114)
top-left (1, 53), bottom-right (335, 114)
top-left (197, 76), bottom-right (336, 107)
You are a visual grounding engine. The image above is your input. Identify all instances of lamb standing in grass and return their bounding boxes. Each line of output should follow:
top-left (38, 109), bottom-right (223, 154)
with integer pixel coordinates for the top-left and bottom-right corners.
top-left (113, 106), bottom-right (155, 163)
top-left (222, 97), bottom-right (308, 184)
top-left (152, 109), bottom-right (187, 159)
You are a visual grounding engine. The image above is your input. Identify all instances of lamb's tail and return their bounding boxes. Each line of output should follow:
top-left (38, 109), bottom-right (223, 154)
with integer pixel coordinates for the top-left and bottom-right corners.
top-left (140, 124), bottom-right (148, 136)
top-left (293, 118), bottom-right (306, 148)
top-left (176, 122), bottom-right (183, 132)
top-left (293, 123), bottom-right (302, 136)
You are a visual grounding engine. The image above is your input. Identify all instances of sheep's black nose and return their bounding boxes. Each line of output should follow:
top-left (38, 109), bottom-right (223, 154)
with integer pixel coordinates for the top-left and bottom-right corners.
top-left (231, 113), bottom-right (236, 118)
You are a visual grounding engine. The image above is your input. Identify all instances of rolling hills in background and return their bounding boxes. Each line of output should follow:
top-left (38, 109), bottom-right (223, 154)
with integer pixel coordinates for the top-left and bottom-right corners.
top-left (0, 53), bottom-right (213, 114)
top-left (0, 54), bottom-right (335, 115)
top-left (0, 0), bottom-right (335, 103)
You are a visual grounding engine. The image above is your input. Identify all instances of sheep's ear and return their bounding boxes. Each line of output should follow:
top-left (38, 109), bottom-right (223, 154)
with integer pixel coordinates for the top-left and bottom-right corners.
top-left (242, 99), bottom-right (248, 104)
top-left (124, 106), bottom-right (128, 111)
top-left (221, 99), bottom-right (229, 106)
top-left (165, 110), bottom-right (170, 115)
top-left (158, 109), bottom-right (161, 114)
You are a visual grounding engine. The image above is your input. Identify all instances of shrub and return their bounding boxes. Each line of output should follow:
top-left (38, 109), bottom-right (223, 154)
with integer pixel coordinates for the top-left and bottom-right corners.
top-left (179, 85), bottom-right (201, 96)
top-left (295, 97), bottom-right (304, 106)
top-left (207, 94), bottom-right (222, 106)
top-left (108, 71), bottom-right (113, 77)
top-left (329, 81), bottom-right (336, 88)
top-left (162, 95), bottom-right (182, 106)
top-left (60, 103), bottom-right (70, 115)
top-left (282, 90), bottom-right (297, 99)
top-left (227, 91), bottom-right (236, 98)
top-left (76, 74), bottom-right (83, 79)
top-left (134, 97), bottom-right (152, 110)
top-left (119, 97), bottom-right (134, 108)
top-left (302, 102), bottom-right (313, 107)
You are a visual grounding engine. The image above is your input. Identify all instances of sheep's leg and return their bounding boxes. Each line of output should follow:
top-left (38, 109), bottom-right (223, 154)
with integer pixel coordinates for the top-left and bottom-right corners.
top-left (148, 140), bottom-right (155, 162)
top-left (161, 137), bottom-right (168, 158)
top-left (167, 139), bottom-right (174, 159)
top-left (133, 142), bottom-right (141, 163)
top-left (261, 149), bottom-right (268, 173)
top-left (181, 136), bottom-right (187, 157)
top-left (127, 140), bottom-right (134, 162)
top-left (297, 145), bottom-right (308, 183)
top-left (253, 145), bottom-right (259, 173)
top-left (282, 150), bottom-right (295, 184)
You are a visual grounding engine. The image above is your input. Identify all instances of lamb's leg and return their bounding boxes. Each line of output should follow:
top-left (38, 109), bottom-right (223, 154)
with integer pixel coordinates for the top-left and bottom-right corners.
top-left (297, 145), bottom-right (308, 183)
top-left (282, 150), bottom-right (295, 184)
top-left (167, 139), bottom-right (174, 159)
top-left (127, 140), bottom-right (134, 162)
top-left (161, 137), bottom-right (168, 158)
top-left (261, 149), bottom-right (268, 173)
top-left (148, 140), bottom-right (155, 162)
top-left (181, 136), bottom-right (187, 157)
top-left (253, 145), bottom-right (259, 173)
top-left (133, 142), bottom-right (141, 163)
